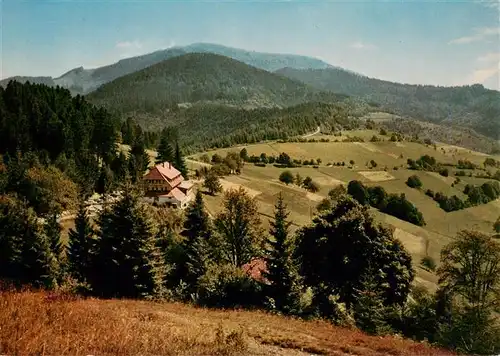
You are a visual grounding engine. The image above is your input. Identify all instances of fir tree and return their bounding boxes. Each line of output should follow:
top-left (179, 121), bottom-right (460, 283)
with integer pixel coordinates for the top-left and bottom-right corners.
top-left (264, 193), bottom-right (301, 313)
top-left (93, 187), bottom-right (165, 298)
top-left (67, 202), bottom-right (95, 283)
top-left (0, 194), bottom-right (57, 288)
top-left (174, 142), bottom-right (188, 178)
top-left (156, 134), bottom-right (174, 164)
top-left (45, 213), bottom-right (64, 261)
top-left (179, 191), bottom-right (212, 288)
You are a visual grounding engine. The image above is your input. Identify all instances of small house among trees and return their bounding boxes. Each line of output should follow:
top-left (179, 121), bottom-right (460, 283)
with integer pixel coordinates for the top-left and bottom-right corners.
top-left (142, 161), bottom-right (194, 208)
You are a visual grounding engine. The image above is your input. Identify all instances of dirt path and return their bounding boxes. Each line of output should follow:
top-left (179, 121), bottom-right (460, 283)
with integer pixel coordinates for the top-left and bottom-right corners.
top-left (302, 126), bottom-right (320, 138)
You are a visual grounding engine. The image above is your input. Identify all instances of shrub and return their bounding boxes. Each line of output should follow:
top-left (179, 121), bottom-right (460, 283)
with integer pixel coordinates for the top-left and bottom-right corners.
top-left (379, 128), bottom-right (387, 135)
top-left (420, 256), bottom-right (436, 271)
top-left (425, 189), bottom-right (435, 198)
top-left (439, 168), bottom-right (449, 177)
top-left (370, 160), bottom-right (378, 168)
top-left (196, 264), bottom-right (263, 308)
top-left (279, 170), bottom-right (294, 185)
top-left (253, 163), bottom-right (266, 167)
top-left (406, 175), bottom-right (423, 189)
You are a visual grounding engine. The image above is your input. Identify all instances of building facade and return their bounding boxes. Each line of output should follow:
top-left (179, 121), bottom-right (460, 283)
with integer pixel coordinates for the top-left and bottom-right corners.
top-left (142, 161), bottom-right (194, 208)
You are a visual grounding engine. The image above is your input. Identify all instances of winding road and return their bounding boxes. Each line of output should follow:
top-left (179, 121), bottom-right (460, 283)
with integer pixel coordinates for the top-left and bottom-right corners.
top-left (302, 126), bottom-right (321, 138)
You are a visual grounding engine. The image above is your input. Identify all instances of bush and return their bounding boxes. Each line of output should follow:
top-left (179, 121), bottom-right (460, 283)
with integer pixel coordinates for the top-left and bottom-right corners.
top-left (406, 175), bottom-right (423, 189)
top-left (254, 163), bottom-right (266, 167)
top-left (439, 168), bottom-right (449, 177)
top-left (196, 264), bottom-right (263, 308)
top-left (420, 256), bottom-right (436, 271)
top-left (425, 189), bottom-right (435, 198)
top-left (279, 170), bottom-right (294, 185)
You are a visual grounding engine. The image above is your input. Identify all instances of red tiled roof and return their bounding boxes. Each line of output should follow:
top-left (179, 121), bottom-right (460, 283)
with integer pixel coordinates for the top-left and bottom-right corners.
top-left (144, 162), bottom-right (183, 182)
top-left (242, 258), bottom-right (269, 284)
top-left (160, 187), bottom-right (186, 202)
top-left (157, 162), bottom-right (182, 180)
top-left (178, 180), bottom-right (194, 190)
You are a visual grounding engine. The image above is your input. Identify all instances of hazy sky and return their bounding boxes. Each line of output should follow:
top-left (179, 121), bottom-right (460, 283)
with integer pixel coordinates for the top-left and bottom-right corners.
top-left (1, 0), bottom-right (499, 89)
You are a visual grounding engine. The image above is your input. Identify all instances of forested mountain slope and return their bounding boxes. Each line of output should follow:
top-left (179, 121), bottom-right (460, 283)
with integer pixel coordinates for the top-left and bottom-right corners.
top-left (0, 43), bottom-right (332, 95)
top-left (276, 67), bottom-right (500, 140)
top-left (86, 53), bottom-right (348, 116)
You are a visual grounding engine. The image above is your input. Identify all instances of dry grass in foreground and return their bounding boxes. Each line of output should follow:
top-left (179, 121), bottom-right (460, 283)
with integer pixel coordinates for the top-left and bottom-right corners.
top-left (0, 290), bottom-right (455, 356)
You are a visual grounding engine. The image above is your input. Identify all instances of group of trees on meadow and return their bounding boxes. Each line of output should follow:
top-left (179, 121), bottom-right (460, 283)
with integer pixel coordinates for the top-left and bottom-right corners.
top-left (279, 170), bottom-right (320, 193)
top-left (347, 180), bottom-right (426, 226)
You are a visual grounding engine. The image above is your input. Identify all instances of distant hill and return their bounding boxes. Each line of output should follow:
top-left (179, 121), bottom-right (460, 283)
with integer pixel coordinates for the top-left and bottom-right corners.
top-left (276, 67), bottom-right (500, 140)
top-left (0, 43), bottom-right (332, 95)
top-left (86, 53), bottom-right (348, 117)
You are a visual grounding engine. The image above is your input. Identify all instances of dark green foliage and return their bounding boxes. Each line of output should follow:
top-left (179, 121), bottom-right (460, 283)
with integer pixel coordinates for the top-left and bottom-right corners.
top-left (296, 196), bottom-right (414, 311)
top-left (347, 180), bottom-right (370, 205)
top-left (348, 180), bottom-right (425, 226)
top-left (174, 142), bottom-right (188, 178)
top-left (203, 171), bottom-right (222, 195)
top-left (433, 192), bottom-right (467, 212)
top-left (214, 188), bottom-right (263, 267)
top-left (494, 217), bottom-right (500, 234)
top-left (264, 194), bottom-right (302, 313)
top-left (67, 203), bottom-right (96, 284)
top-left (45, 213), bottom-right (64, 263)
top-left (434, 181), bottom-right (500, 212)
top-left (179, 191), bottom-right (213, 293)
top-left (239, 148), bottom-right (248, 161)
top-left (0, 194), bottom-right (57, 288)
top-left (384, 193), bottom-right (426, 226)
top-left (420, 256), bottom-right (436, 271)
top-left (196, 263), bottom-right (264, 308)
top-left (0, 82), bottom-right (119, 164)
top-left (92, 189), bottom-right (165, 298)
top-left (436, 230), bottom-right (500, 354)
top-left (406, 175), bottom-right (422, 189)
top-left (156, 133), bottom-right (175, 164)
top-left (439, 168), bottom-right (449, 177)
top-left (278, 170), bottom-right (294, 185)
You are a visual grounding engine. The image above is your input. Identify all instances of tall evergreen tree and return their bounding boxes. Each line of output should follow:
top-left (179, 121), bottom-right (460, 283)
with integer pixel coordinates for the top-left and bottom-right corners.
top-left (93, 188), bottom-right (165, 298)
top-left (67, 202), bottom-right (95, 283)
top-left (179, 191), bottom-right (212, 288)
top-left (156, 134), bottom-right (174, 164)
top-left (174, 142), bottom-right (188, 178)
top-left (264, 193), bottom-right (301, 313)
top-left (0, 194), bottom-right (57, 288)
top-left (45, 213), bottom-right (64, 262)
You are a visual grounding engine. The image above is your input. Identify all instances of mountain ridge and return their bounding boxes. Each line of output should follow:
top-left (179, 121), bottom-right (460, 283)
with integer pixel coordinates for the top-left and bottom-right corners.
top-left (0, 43), bottom-right (333, 95)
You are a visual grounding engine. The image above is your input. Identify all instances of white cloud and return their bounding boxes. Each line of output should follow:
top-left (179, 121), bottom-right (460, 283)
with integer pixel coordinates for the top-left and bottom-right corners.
top-left (349, 41), bottom-right (377, 50)
top-left (478, 52), bottom-right (500, 62)
top-left (476, 0), bottom-right (500, 10)
top-left (115, 40), bottom-right (143, 49)
top-left (449, 26), bottom-right (500, 44)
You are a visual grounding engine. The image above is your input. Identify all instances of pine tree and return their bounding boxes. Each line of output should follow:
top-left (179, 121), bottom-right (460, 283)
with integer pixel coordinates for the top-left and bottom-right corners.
top-left (0, 194), bottom-right (57, 288)
top-left (264, 193), bottom-right (301, 313)
top-left (180, 191), bottom-right (212, 288)
top-left (93, 187), bottom-right (165, 298)
top-left (67, 202), bottom-right (95, 283)
top-left (156, 134), bottom-right (174, 164)
top-left (45, 213), bottom-right (64, 261)
top-left (174, 142), bottom-right (188, 178)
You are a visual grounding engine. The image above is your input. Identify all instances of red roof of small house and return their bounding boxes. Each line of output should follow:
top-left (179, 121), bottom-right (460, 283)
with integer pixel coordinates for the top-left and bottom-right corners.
top-left (242, 258), bottom-right (269, 284)
top-left (143, 162), bottom-right (184, 182)
top-left (160, 187), bottom-right (187, 202)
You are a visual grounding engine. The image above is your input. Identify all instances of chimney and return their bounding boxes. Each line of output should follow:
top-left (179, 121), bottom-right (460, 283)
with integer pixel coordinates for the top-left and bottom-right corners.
top-left (169, 162), bottom-right (171, 169)
top-left (162, 162), bottom-right (165, 167)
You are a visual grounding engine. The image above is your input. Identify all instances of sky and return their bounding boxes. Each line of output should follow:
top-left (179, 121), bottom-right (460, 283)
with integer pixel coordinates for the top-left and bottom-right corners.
top-left (1, 0), bottom-right (499, 90)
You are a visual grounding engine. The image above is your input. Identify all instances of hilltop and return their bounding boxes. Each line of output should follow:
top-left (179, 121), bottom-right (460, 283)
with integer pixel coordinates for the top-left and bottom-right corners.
top-left (0, 43), bottom-right (332, 95)
top-left (1, 290), bottom-right (453, 356)
top-left (86, 53), bottom-right (348, 116)
top-left (276, 67), bottom-right (500, 140)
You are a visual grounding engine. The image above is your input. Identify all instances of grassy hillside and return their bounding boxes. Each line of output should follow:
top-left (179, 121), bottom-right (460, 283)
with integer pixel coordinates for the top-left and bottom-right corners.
top-left (187, 131), bottom-right (500, 288)
top-left (142, 101), bottom-right (366, 152)
top-left (87, 53), bottom-right (347, 115)
top-left (277, 67), bottom-right (500, 140)
top-left (1, 43), bottom-right (332, 95)
top-left (1, 290), bottom-right (453, 356)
